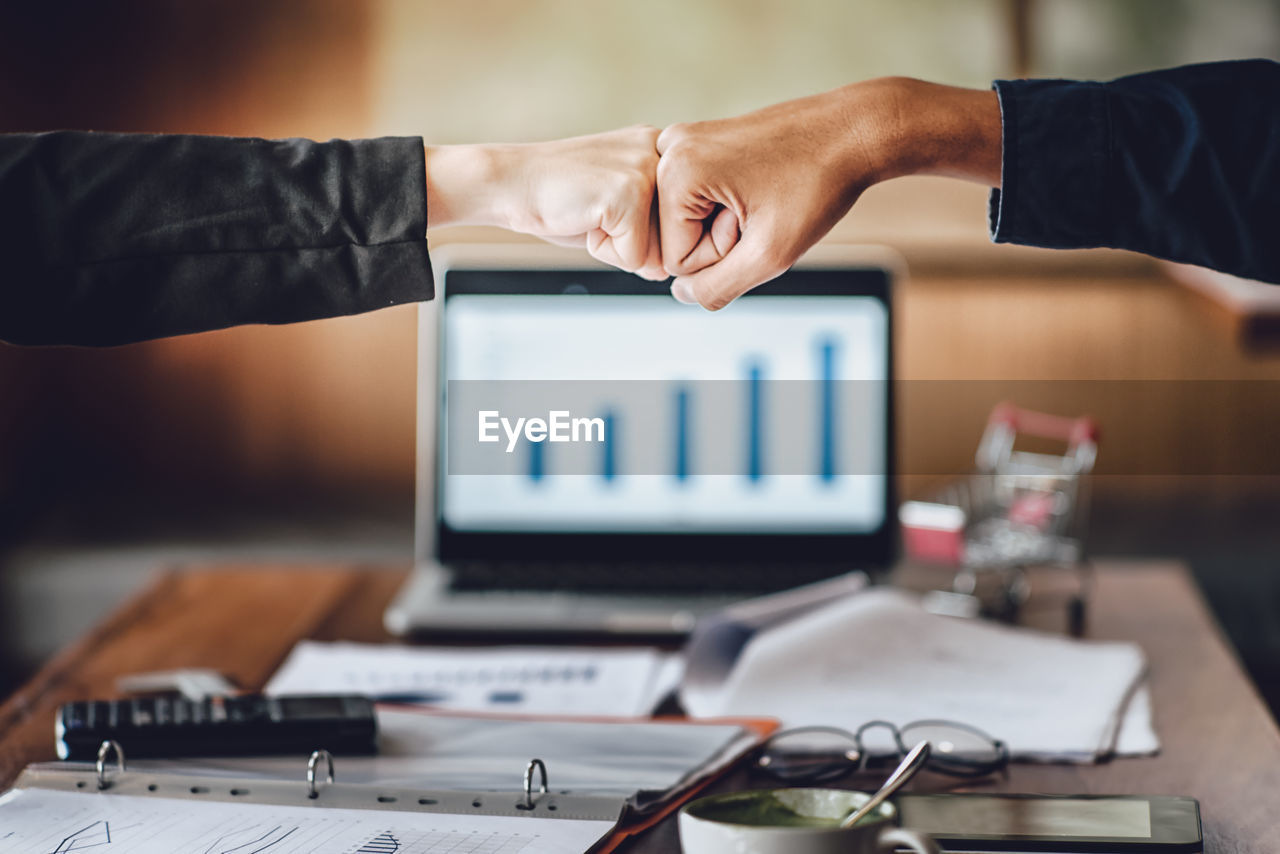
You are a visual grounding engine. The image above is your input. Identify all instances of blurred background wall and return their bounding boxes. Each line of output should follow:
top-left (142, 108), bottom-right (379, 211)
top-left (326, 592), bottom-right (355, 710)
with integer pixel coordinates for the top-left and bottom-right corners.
top-left (1, 0), bottom-right (1279, 705)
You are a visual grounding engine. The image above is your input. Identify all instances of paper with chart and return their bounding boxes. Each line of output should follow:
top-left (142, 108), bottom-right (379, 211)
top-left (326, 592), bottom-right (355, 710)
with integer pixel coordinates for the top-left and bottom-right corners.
top-left (265, 641), bottom-right (681, 717)
top-left (0, 788), bottom-right (613, 854)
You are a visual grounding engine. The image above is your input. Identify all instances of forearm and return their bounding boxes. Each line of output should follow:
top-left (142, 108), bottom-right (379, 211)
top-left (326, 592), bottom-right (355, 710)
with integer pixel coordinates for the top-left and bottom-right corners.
top-left (845, 77), bottom-right (1003, 188)
top-left (425, 144), bottom-right (508, 229)
top-left (424, 141), bottom-right (574, 232)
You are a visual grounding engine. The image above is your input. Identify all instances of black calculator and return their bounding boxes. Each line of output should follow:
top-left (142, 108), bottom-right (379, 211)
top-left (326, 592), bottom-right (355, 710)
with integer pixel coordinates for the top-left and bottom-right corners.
top-left (55, 694), bottom-right (378, 760)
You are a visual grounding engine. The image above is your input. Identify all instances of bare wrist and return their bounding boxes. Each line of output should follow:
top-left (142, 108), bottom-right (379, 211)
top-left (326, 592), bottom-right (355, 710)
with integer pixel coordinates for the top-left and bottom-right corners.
top-left (876, 77), bottom-right (1003, 187)
top-left (425, 144), bottom-right (511, 229)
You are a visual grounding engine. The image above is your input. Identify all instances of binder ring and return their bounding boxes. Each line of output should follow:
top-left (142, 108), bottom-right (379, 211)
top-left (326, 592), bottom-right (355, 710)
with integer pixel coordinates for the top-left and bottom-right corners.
top-left (307, 749), bottom-right (335, 799)
top-left (96, 739), bottom-right (125, 790)
top-left (522, 758), bottom-right (548, 809)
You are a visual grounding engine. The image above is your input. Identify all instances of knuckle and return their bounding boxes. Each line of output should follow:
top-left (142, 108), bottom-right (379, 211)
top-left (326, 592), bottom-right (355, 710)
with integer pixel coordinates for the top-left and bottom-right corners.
top-left (630, 159), bottom-right (657, 190)
top-left (615, 170), bottom-right (650, 206)
top-left (656, 145), bottom-right (692, 184)
top-left (663, 121), bottom-right (692, 142)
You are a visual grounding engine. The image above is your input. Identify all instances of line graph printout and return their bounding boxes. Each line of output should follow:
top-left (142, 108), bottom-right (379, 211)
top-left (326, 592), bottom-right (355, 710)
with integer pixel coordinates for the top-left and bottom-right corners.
top-left (0, 789), bottom-right (613, 854)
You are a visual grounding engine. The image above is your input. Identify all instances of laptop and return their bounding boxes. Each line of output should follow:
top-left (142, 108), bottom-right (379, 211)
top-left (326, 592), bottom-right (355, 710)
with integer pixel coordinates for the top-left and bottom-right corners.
top-left (384, 243), bottom-right (899, 638)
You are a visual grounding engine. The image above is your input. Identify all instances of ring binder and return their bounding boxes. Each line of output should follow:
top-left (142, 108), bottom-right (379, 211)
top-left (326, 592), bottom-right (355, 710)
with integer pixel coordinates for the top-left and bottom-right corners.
top-left (307, 748), bottom-right (335, 799)
top-left (521, 757), bottom-right (548, 809)
top-left (95, 739), bottom-right (124, 790)
top-left (7, 712), bottom-right (776, 854)
top-left (6, 757), bottom-right (628, 854)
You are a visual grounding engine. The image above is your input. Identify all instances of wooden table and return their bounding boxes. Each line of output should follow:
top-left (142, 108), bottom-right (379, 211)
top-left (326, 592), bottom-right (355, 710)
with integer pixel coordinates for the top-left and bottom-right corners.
top-left (1, 561), bottom-right (1277, 852)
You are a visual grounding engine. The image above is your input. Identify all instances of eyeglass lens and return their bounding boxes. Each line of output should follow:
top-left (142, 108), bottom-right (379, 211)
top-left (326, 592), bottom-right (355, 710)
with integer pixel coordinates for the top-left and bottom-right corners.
top-left (756, 727), bottom-right (861, 782)
top-left (899, 721), bottom-right (1005, 772)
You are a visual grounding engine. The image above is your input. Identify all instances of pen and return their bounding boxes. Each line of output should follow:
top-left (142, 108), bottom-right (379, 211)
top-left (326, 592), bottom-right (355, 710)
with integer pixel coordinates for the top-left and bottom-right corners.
top-left (367, 691), bottom-right (451, 704)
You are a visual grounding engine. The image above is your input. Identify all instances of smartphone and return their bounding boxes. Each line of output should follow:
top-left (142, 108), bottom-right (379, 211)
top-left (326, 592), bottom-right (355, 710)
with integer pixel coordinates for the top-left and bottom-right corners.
top-left (896, 793), bottom-right (1202, 853)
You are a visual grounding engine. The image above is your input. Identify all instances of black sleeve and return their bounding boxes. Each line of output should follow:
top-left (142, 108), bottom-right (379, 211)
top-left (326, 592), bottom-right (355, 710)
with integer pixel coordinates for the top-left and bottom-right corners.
top-left (0, 132), bottom-right (433, 346)
top-left (989, 59), bottom-right (1280, 284)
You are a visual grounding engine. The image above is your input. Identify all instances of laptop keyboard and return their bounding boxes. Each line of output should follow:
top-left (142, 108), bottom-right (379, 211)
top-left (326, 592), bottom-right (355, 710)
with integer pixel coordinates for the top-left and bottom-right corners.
top-left (448, 560), bottom-right (847, 595)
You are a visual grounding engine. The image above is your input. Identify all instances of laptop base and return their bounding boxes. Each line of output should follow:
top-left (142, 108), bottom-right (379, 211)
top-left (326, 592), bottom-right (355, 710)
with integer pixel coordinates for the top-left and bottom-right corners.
top-left (383, 562), bottom-right (750, 639)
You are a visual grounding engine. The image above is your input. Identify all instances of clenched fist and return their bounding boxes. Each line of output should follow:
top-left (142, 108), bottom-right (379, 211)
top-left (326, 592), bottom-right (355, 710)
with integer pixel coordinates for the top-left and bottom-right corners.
top-left (426, 125), bottom-right (666, 281)
top-left (656, 78), bottom-right (1002, 309)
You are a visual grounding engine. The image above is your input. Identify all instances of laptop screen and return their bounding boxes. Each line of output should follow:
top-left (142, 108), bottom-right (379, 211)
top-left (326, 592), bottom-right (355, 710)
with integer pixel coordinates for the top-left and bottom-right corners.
top-left (435, 262), bottom-right (894, 564)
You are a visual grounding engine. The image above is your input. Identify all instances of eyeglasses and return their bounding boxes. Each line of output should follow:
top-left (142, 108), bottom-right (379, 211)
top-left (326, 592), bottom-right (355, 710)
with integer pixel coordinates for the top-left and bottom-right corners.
top-left (755, 720), bottom-right (1009, 782)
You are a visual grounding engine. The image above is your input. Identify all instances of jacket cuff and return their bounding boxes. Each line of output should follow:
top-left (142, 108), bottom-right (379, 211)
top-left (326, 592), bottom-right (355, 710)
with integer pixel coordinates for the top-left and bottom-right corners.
top-left (988, 78), bottom-right (1111, 250)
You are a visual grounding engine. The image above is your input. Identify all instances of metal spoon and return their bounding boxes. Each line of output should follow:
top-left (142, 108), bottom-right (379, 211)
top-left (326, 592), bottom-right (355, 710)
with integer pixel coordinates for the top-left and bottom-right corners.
top-left (839, 740), bottom-right (931, 829)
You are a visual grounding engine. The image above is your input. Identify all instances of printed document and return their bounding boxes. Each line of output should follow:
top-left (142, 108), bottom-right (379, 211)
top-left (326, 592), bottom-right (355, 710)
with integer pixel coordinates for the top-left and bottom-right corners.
top-left (681, 588), bottom-right (1157, 761)
top-left (266, 641), bottom-right (681, 717)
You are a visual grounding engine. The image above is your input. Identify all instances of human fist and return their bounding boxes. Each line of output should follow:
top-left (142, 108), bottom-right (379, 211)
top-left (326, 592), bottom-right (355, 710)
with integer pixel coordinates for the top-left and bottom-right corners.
top-left (426, 125), bottom-right (666, 280)
top-left (655, 83), bottom-right (898, 310)
top-left (655, 78), bottom-right (1002, 309)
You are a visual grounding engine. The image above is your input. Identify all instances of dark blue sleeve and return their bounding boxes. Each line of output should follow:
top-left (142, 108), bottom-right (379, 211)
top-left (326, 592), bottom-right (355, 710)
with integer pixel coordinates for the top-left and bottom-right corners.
top-left (989, 60), bottom-right (1280, 284)
top-left (0, 132), bottom-right (434, 346)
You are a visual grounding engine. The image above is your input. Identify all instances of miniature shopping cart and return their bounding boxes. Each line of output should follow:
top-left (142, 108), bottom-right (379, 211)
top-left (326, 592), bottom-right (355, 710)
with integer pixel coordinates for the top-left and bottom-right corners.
top-left (899, 402), bottom-right (1100, 636)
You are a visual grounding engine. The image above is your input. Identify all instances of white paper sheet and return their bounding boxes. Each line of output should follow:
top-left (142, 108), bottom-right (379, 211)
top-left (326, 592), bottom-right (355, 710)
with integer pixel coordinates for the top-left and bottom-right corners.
top-left (0, 788), bottom-right (614, 854)
top-left (1115, 685), bottom-right (1160, 756)
top-left (266, 641), bottom-right (673, 717)
top-left (681, 588), bottom-right (1158, 762)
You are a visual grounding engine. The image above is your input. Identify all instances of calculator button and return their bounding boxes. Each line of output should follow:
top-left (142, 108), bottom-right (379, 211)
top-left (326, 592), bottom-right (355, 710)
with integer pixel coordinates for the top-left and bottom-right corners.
top-left (131, 698), bottom-right (155, 727)
top-left (209, 696), bottom-right (228, 723)
top-left (226, 697), bottom-right (266, 723)
top-left (63, 702), bottom-right (89, 731)
top-left (154, 698), bottom-right (170, 725)
top-left (87, 701), bottom-right (106, 728)
top-left (191, 699), bottom-right (208, 724)
top-left (171, 700), bottom-right (190, 725)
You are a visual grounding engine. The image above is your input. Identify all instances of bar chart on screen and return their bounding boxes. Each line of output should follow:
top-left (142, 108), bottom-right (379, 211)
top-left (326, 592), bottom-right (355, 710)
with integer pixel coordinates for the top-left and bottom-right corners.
top-left (510, 336), bottom-right (845, 486)
top-left (444, 294), bottom-right (889, 533)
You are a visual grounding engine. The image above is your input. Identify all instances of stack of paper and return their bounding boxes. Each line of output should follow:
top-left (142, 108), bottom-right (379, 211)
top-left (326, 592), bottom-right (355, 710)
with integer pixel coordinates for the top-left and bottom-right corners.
top-left (266, 640), bottom-right (684, 717)
top-left (680, 588), bottom-right (1158, 762)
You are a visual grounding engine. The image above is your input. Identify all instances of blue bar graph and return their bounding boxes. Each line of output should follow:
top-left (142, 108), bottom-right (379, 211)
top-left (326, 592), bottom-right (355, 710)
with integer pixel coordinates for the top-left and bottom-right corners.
top-left (674, 387), bottom-right (690, 482)
top-left (528, 435), bottom-right (544, 483)
top-left (518, 336), bottom-right (841, 483)
top-left (747, 362), bottom-right (763, 483)
top-left (819, 338), bottom-right (837, 483)
top-left (602, 410), bottom-right (618, 482)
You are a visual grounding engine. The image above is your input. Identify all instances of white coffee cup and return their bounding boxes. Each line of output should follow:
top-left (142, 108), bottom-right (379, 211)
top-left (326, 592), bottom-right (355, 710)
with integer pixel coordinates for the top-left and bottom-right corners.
top-left (679, 788), bottom-right (940, 854)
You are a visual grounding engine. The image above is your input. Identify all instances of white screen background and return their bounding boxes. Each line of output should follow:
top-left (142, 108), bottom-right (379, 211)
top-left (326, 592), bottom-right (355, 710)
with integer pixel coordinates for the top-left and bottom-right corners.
top-left (442, 293), bottom-right (888, 533)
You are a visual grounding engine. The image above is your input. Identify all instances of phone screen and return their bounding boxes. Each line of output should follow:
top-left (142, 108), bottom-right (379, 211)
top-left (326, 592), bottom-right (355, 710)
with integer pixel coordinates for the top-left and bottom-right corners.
top-left (896, 794), bottom-right (1202, 851)
top-left (900, 796), bottom-right (1151, 838)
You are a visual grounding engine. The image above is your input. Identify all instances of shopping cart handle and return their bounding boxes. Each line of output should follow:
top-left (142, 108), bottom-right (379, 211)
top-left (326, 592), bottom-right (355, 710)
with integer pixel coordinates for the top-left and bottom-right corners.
top-left (988, 401), bottom-right (1099, 447)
